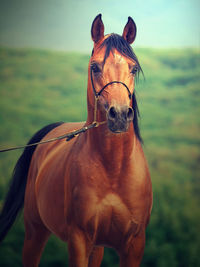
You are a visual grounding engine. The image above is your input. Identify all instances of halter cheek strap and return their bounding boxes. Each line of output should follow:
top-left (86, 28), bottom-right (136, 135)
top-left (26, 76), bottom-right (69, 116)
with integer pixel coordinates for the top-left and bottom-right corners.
top-left (90, 67), bottom-right (132, 99)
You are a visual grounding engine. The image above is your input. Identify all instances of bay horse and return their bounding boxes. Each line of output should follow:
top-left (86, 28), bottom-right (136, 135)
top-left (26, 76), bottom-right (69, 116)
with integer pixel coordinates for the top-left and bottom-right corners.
top-left (0, 14), bottom-right (152, 266)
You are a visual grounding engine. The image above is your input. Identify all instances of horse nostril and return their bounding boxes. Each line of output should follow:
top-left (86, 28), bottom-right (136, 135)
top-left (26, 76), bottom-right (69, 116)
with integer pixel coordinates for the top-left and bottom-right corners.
top-left (108, 106), bottom-right (117, 120)
top-left (127, 107), bottom-right (134, 121)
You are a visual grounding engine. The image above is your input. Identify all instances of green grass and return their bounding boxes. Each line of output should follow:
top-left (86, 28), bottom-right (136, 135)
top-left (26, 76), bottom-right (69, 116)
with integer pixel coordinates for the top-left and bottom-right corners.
top-left (0, 46), bottom-right (199, 266)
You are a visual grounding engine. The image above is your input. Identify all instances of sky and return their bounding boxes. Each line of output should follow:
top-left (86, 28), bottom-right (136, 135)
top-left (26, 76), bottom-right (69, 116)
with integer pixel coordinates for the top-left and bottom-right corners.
top-left (0, 0), bottom-right (199, 52)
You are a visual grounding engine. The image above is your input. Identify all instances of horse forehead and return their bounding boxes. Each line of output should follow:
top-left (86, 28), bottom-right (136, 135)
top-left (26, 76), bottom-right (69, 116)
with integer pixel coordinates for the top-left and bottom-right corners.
top-left (93, 49), bottom-right (130, 68)
top-left (106, 51), bottom-right (129, 66)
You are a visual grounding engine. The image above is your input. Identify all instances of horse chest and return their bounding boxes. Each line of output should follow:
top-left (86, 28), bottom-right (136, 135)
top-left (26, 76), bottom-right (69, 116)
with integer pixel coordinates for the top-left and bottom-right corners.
top-left (72, 188), bottom-right (140, 246)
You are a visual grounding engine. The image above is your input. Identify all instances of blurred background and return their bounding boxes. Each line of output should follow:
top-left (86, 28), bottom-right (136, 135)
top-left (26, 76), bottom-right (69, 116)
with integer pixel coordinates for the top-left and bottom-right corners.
top-left (0, 0), bottom-right (199, 266)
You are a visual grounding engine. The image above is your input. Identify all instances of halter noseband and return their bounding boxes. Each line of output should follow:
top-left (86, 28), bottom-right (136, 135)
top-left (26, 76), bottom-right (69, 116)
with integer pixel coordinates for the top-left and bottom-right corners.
top-left (90, 67), bottom-right (132, 100)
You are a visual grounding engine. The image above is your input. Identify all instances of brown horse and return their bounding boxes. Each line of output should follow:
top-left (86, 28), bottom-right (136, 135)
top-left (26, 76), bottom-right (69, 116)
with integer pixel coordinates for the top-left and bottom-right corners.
top-left (0, 14), bottom-right (152, 267)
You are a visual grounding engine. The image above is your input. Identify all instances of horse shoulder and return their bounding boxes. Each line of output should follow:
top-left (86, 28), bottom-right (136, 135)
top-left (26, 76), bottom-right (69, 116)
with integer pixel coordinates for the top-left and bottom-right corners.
top-left (25, 122), bottom-right (85, 240)
top-left (128, 140), bottom-right (152, 223)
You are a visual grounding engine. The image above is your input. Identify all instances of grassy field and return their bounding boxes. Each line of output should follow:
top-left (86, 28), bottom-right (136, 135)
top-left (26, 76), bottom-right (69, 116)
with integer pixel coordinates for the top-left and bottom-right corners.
top-left (0, 46), bottom-right (199, 266)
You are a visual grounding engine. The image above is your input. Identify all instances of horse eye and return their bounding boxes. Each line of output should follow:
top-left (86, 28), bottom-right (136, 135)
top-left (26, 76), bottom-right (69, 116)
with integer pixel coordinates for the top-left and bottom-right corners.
top-left (131, 66), bottom-right (138, 75)
top-left (91, 63), bottom-right (101, 74)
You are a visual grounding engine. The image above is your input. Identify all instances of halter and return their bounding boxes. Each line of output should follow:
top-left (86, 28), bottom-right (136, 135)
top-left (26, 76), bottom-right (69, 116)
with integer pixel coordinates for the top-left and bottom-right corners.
top-left (90, 67), bottom-right (132, 99)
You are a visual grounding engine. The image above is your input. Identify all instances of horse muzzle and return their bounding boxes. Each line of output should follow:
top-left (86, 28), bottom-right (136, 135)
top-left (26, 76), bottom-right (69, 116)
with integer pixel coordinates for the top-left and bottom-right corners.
top-left (107, 105), bottom-right (134, 133)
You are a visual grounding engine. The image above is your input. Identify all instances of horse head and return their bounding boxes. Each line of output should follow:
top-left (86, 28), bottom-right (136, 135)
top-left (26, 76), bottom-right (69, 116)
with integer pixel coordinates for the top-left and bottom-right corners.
top-left (88, 14), bottom-right (142, 135)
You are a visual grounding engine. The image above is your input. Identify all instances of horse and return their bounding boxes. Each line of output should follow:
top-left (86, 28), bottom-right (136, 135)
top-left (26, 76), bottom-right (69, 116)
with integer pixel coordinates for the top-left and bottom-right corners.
top-left (0, 14), bottom-right (152, 267)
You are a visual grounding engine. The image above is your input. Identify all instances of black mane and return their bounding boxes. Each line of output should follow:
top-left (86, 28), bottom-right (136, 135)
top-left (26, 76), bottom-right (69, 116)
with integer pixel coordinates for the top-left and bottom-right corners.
top-left (99, 34), bottom-right (143, 143)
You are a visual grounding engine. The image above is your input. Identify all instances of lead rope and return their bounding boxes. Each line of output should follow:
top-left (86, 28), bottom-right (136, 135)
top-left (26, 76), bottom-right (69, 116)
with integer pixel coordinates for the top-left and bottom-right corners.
top-left (0, 96), bottom-right (106, 153)
top-left (92, 95), bottom-right (107, 127)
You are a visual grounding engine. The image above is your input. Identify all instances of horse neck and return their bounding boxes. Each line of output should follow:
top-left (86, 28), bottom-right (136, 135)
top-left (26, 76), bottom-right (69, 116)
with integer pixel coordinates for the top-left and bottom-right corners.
top-left (85, 98), bottom-right (136, 174)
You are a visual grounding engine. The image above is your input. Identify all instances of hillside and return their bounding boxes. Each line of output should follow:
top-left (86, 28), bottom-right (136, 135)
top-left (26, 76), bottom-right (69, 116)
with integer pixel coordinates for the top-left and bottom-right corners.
top-left (0, 47), bottom-right (199, 266)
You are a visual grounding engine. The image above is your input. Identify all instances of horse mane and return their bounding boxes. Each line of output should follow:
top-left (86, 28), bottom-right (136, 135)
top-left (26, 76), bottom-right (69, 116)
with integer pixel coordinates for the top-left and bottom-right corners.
top-left (99, 33), bottom-right (143, 143)
top-left (132, 92), bottom-right (143, 143)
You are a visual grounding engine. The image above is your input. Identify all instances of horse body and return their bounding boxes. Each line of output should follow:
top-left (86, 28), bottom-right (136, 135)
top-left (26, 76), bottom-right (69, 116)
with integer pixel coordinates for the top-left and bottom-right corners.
top-left (23, 121), bottom-right (151, 265)
top-left (0, 14), bottom-right (152, 267)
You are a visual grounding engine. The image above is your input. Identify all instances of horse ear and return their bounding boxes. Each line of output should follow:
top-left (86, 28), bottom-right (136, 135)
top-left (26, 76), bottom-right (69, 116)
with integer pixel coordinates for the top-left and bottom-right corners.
top-left (122, 17), bottom-right (137, 44)
top-left (91, 14), bottom-right (104, 43)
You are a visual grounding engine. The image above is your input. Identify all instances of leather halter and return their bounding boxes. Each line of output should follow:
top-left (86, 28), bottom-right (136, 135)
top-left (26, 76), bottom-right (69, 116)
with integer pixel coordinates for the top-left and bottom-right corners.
top-left (90, 67), bottom-right (132, 100)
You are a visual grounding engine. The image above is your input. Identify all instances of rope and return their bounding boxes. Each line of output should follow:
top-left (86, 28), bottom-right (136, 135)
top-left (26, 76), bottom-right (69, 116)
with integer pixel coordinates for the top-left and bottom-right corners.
top-left (0, 97), bottom-right (106, 153)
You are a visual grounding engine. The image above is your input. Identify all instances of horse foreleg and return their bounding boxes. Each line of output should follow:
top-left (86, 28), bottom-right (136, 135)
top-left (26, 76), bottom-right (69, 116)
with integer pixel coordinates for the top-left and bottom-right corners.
top-left (120, 231), bottom-right (145, 267)
top-left (22, 222), bottom-right (50, 267)
top-left (68, 228), bottom-right (94, 267)
top-left (88, 246), bottom-right (104, 267)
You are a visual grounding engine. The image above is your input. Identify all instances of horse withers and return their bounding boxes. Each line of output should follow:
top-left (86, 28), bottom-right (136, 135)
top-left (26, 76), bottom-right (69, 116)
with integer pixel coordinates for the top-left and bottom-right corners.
top-left (0, 14), bottom-right (152, 267)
